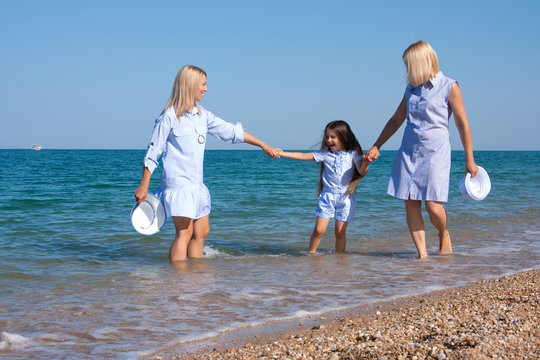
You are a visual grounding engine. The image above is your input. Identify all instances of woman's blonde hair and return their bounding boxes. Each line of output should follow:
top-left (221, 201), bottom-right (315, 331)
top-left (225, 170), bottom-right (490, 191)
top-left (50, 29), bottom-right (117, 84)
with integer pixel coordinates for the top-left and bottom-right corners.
top-left (165, 65), bottom-right (207, 118)
top-left (403, 41), bottom-right (439, 87)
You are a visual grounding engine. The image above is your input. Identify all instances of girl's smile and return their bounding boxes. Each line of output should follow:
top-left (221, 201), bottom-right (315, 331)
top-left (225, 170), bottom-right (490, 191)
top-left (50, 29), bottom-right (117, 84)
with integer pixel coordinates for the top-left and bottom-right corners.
top-left (325, 129), bottom-right (344, 152)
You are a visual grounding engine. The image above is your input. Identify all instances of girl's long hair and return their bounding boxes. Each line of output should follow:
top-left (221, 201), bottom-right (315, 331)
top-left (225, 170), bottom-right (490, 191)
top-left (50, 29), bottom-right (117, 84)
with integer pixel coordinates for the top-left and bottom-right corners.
top-left (318, 121), bottom-right (365, 196)
top-left (165, 65), bottom-right (207, 119)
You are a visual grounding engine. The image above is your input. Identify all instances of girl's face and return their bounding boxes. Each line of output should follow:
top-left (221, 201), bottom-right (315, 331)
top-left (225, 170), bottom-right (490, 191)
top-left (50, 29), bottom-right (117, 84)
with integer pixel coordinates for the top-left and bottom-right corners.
top-left (325, 129), bottom-right (344, 152)
top-left (195, 74), bottom-right (208, 102)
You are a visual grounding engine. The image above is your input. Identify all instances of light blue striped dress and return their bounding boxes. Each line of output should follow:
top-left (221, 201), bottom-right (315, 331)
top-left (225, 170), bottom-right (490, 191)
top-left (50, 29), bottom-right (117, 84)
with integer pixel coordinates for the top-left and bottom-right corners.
top-left (143, 106), bottom-right (244, 219)
top-left (387, 71), bottom-right (456, 202)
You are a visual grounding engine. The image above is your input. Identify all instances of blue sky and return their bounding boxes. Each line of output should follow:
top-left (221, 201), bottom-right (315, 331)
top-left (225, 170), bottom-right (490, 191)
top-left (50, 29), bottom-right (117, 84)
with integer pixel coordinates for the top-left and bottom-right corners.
top-left (1, 0), bottom-right (539, 150)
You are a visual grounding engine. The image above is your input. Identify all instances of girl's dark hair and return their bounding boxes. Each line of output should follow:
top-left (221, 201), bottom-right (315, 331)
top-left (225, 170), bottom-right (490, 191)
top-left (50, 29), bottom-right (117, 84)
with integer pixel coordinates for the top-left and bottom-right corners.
top-left (317, 120), bottom-right (365, 195)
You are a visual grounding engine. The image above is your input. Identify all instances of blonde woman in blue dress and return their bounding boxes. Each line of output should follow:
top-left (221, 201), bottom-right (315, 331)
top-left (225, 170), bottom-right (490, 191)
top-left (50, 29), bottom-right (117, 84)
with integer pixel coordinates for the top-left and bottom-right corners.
top-left (135, 65), bottom-right (280, 262)
top-left (364, 41), bottom-right (479, 259)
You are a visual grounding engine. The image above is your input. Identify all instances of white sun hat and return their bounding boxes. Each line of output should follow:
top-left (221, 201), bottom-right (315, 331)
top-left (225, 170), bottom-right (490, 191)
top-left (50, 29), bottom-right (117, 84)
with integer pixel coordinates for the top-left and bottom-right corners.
top-left (459, 166), bottom-right (491, 201)
top-left (131, 193), bottom-right (166, 235)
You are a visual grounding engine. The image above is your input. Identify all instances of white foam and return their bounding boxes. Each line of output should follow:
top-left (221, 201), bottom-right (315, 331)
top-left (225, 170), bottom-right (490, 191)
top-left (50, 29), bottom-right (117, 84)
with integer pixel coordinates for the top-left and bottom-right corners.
top-left (89, 326), bottom-right (118, 340)
top-left (129, 269), bottom-right (163, 280)
top-left (289, 305), bottom-right (355, 319)
top-left (201, 245), bottom-right (229, 258)
top-left (229, 291), bottom-right (261, 301)
top-left (523, 229), bottom-right (540, 240)
top-left (0, 332), bottom-right (32, 351)
top-left (38, 333), bottom-right (71, 343)
top-left (178, 331), bottom-right (221, 343)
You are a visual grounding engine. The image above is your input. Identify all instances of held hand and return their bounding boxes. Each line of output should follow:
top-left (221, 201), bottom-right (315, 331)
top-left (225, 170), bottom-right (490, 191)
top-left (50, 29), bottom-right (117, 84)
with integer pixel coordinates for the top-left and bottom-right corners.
top-left (466, 162), bottom-right (479, 178)
top-left (363, 146), bottom-right (380, 162)
top-left (263, 146), bottom-right (282, 159)
top-left (134, 186), bottom-right (148, 205)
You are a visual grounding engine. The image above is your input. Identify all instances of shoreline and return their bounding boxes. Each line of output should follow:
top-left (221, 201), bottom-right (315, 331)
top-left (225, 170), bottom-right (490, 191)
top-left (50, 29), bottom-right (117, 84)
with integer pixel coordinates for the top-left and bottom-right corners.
top-left (150, 268), bottom-right (539, 359)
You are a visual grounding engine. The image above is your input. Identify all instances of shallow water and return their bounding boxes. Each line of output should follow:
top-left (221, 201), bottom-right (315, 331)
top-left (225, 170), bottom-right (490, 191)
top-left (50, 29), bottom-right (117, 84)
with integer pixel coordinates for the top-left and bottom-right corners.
top-left (0, 149), bottom-right (538, 359)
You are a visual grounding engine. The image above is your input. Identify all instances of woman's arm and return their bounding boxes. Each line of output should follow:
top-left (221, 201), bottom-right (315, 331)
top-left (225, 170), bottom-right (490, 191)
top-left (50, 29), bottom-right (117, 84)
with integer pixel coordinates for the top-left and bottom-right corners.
top-left (134, 167), bottom-right (152, 204)
top-left (279, 151), bottom-right (315, 161)
top-left (203, 109), bottom-right (279, 157)
top-left (243, 130), bottom-right (281, 158)
top-left (135, 113), bottom-right (172, 204)
top-left (363, 95), bottom-right (407, 162)
top-left (449, 83), bottom-right (478, 177)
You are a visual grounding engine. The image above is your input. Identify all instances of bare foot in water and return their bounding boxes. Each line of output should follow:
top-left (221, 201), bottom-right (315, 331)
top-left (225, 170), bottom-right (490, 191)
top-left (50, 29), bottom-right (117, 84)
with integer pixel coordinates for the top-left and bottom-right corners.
top-left (437, 230), bottom-right (452, 255)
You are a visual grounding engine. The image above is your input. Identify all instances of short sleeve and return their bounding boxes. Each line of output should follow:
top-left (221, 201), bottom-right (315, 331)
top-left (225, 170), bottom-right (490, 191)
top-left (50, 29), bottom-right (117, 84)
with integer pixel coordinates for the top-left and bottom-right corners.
top-left (353, 150), bottom-right (362, 164)
top-left (313, 150), bottom-right (327, 163)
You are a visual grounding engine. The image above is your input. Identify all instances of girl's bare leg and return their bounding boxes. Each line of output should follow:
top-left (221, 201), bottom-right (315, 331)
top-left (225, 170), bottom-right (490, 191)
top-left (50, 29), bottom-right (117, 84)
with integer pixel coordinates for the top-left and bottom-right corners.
top-left (309, 217), bottom-right (330, 254)
top-left (405, 199), bottom-right (428, 259)
top-left (170, 216), bottom-right (194, 262)
top-left (334, 220), bottom-right (348, 253)
top-left (187, 215), bottom-right (210, 258)
top-left (425, 201), bottom-right (452, 255)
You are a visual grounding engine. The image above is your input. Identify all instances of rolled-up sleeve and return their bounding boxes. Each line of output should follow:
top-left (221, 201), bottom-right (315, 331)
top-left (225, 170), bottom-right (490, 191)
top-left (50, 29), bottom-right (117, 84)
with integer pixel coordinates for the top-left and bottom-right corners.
top-left (205, 109), bottom-right (244, 144)
top-left (143, 113), bottom-right (171, 173)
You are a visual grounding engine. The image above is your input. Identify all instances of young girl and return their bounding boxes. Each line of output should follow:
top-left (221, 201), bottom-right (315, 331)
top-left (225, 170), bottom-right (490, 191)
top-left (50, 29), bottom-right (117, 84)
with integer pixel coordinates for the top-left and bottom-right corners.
top-left (279, 120), bottom-right (369, 254)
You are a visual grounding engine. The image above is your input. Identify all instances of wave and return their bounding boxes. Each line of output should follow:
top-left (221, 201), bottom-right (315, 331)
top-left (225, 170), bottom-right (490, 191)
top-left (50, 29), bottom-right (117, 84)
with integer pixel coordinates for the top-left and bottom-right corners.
top-left (0, 332), bottom-right (33, 351)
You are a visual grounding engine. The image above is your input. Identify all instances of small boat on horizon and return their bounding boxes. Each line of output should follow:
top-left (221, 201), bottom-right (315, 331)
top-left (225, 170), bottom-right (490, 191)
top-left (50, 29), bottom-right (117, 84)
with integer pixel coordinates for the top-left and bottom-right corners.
top-left (32, 144), bottom-right (42, 151)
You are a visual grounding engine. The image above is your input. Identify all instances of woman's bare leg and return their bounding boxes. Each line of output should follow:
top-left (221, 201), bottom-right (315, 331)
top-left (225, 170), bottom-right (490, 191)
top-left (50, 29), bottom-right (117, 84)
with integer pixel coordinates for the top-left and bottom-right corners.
top-left (170, 216), bottom-right (193, 262)
top-left (187, 215), bottom-right (210, 258)
top-left (425, 201), bottom-right (452, 254)
top-left (405, 199), bottom-right (428, 259)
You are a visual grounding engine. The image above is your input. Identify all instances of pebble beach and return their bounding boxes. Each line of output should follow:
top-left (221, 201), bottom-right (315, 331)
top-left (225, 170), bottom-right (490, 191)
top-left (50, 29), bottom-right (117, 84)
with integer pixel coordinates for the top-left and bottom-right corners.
top-left (170, 268), bottom-right (539, 360)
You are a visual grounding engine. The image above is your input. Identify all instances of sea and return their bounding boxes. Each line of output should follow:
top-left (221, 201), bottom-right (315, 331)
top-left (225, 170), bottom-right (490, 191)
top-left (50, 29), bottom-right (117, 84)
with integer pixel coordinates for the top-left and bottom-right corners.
top-left (0, 149), bottom-right (538, 359)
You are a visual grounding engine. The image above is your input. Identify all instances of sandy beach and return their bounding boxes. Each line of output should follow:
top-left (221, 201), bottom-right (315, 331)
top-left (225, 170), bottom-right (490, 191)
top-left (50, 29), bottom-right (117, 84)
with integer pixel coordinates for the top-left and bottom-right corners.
top-left (157, 268), bottom-right (540, 360)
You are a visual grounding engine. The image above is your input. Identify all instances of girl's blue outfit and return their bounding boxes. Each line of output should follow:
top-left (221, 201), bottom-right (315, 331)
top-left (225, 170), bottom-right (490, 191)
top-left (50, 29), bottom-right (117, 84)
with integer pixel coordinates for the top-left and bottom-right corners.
top-left (143, 106), bottom-right (244, 219)
top-left (388, 71), bottom-right (456, 202)
top-left (313, 149), bottom-right (362, 222)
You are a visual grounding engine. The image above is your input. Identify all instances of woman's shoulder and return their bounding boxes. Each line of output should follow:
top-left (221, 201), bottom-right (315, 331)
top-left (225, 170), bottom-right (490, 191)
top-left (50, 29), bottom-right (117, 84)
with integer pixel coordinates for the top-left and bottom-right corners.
top-left (154, 107), bottom-right (177, 126)
top-left (196, 105), bottom-right (218, 122)
top-left (436, 72), bottom-right (458, 100)
top-left (161, 106), bottom-right (178, 119)
top-left (157, 105), bottom-right (177, 116)
top-left (197, 105), bottom-right (213, 116)
top-left (439, 71), bottom-right (457, 86)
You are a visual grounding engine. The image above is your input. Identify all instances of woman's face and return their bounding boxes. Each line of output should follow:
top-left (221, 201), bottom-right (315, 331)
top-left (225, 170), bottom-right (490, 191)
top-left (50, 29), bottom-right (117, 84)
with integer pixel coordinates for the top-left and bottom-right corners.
top-left (325, 129), bottom-right (344, 152)
top-left (195, 74), bottom-right (208, 102)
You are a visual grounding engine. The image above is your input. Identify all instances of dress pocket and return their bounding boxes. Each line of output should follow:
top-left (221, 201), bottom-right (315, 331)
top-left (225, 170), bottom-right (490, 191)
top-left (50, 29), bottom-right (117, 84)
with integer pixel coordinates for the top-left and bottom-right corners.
top-left (172, 127), bottom-right (196, 153)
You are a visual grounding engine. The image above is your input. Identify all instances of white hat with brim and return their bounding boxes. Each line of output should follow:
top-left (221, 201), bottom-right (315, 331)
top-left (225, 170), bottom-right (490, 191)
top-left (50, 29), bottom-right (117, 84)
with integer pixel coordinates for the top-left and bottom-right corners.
top-left (459, 166), bottom-right (491, 201)
top-left (131, 193), bottom-right (166, 235)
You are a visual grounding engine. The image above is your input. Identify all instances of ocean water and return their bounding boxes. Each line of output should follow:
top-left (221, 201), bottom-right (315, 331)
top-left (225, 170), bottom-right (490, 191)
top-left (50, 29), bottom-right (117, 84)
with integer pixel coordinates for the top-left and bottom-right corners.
top-left (0, 149), bottom-right (538, 359)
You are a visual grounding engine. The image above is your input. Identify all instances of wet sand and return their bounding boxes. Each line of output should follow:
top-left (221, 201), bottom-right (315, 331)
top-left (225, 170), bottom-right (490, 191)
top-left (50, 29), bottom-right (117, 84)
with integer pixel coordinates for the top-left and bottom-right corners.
top-left (155, 268), bottom-right (539, 359)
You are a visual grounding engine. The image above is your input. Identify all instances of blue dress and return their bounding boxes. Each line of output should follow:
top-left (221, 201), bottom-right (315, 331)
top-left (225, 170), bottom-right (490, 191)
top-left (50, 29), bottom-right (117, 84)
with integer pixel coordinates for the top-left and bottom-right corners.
top-left (388, 71), bottom-right (456, 202)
